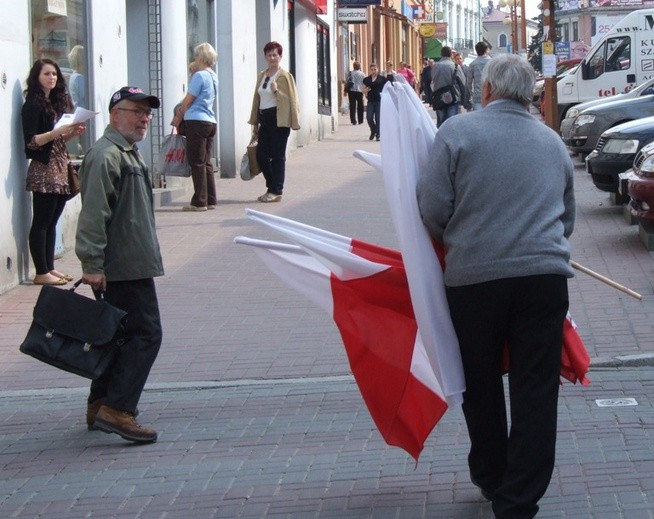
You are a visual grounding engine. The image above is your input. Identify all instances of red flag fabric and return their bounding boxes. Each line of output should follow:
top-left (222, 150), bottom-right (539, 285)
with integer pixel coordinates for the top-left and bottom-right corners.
top-left (236, 211), bottom-right (449, 460)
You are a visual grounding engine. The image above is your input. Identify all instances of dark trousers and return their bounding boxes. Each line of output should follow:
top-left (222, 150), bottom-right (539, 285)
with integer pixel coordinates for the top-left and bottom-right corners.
top-left (422, 82), bottom-right (432, 104)
top-left (29, 192), bottom-right (68, 275)
top-left (348, 91), bottom-right (364, 124)
top-left (89, 279), bottom-right (162, 414)
top-left (256, 108), bottom-right (291, 196)
top-left (445, 275), bottom-right (569, 519)
top-left (185, 120), bottom-right (217, 207)
top-left (366, 100), bottom-right (381, 138)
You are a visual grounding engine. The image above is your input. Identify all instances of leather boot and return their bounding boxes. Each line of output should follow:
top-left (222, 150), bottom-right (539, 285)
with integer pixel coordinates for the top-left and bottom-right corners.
top-left (86, 399), bottom-right (103, 431)
top-left (94, 405), bottom-right (157, 443)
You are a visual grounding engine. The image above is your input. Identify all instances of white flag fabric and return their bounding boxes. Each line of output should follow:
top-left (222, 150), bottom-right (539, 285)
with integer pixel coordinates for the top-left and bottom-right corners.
top-left (357, 80), bottom-right (466, 406)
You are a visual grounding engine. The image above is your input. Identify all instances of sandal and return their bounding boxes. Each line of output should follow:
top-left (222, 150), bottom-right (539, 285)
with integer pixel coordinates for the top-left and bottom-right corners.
top-left (50, 270), bottom-right (74, 282)
top-left (34, 274), bottom-right (69, 286)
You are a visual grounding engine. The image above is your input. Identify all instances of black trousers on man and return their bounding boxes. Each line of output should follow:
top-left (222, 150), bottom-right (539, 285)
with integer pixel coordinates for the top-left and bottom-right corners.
top-left (89, 278), bottom-right (162, 414)
top-left (446, 274), bottom-right (568, 519)
top-left (347, 91), bottom-right (364, 125)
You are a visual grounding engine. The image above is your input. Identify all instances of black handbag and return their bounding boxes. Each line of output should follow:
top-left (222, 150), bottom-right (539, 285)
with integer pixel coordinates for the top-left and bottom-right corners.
top-left (19, 280), bottom-right (127, 380)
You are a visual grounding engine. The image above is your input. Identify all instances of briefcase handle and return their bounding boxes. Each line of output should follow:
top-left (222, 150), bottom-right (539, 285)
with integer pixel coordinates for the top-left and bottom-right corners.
top-left (70, 278), bottom-right (108, 302)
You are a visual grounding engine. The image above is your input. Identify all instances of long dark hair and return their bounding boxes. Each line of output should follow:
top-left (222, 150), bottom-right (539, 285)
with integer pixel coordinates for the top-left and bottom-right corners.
top-left (24, 59), bottom-right (73, 118)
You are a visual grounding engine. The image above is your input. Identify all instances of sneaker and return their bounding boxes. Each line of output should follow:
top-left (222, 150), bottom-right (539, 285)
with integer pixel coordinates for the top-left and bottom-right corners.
top-left (369, 133), bottom-right (375, 141)
top-left (207, 205), bottom-right (216, 210)
top-left (93, 405), bottom-right (157, 443)
top-left (257, 192), bottom-right (282, 203)
top-left (86, 399), bottom-right (103, 431)
top-left (375, 135), bottom-right (380, 141)
top-left (182, 205), bottom-right (207, 212)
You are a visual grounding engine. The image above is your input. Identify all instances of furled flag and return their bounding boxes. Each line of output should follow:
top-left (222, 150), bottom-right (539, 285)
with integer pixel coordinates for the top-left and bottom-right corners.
top-left (235, 209), bottom-right (450, 460)
top-left (363, 75), bottom-right (590, 386)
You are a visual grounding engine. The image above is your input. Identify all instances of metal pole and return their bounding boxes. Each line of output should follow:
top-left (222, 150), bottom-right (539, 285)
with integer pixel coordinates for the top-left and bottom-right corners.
top-left (543, 0), bottom-right (559, 131)
top-left (520, 0), bottom-right (527, 51)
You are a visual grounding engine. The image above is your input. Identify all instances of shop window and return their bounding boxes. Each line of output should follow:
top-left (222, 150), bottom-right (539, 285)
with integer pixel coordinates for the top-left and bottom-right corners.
top-left (30, 0), bottom-right (90, 158)
top-left (317, 22), bottom-right (331, 115)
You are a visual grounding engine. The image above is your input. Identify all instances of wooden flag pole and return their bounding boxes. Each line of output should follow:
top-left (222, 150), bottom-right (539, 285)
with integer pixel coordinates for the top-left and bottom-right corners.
top-left (571, 260), bottom-right (643, 300)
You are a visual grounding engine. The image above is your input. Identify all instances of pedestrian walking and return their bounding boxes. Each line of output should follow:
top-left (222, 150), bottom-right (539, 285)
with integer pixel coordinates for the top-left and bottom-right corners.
top-left (248, 41), bottom-right (300, 203)
top-left (345, 61), bottom-right (366, 125)
top-left (362, 63), bottom-right (388, 141)
top-left (397, 61), bottom-right (416, 88)
top-left (420, 58), bottom-right (433, 103)
top-left (466, 41), bottom-right (492, 111)
top-left (76, 86), bottom-right (164, 444)
top-left (430, 46), bottom-right (463, 127)
top-left (417, 54), bottom-right (576, 518)
top-left (453, 52), bottom-right (469, 111)
top-left (171, 42), bottom-right (219, 212)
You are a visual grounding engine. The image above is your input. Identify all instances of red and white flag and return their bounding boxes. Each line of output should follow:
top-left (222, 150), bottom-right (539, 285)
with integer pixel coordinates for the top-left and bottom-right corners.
top-left (236, 209), bottom-right (450, 460)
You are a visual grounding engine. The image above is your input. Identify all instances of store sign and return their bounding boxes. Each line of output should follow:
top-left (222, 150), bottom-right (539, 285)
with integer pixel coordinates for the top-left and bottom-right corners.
top-left (338, 0), bottom-right (381, 5)
top-left (434, 22), bottom-right (447, 39)
top-left (46, 0), bottom-right (67, 17)
top-left (338, 7), bottom-right (369, 23)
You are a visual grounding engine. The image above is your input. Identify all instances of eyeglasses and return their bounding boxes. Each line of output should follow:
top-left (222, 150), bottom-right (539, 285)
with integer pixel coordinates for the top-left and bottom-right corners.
top-left (262, 76), bottom-right (270, 89)
top-left (115, 107), bottom-right (154, 119)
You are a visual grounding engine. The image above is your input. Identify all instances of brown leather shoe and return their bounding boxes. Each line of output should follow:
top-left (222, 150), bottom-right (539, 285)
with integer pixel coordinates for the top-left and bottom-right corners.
top-left (86, 400), bottom-right (103, 431)
top-left (94, 405), bottom-right (157, 443)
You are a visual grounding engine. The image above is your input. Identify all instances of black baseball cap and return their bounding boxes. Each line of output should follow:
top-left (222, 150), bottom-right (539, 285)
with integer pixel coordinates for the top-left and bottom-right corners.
top-left (109, 86), bottom-right (160, 111)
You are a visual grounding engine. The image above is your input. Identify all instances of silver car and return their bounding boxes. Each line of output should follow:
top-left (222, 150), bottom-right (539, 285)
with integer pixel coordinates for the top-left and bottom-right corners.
top-left (561, 78), bottom-right (654, 151)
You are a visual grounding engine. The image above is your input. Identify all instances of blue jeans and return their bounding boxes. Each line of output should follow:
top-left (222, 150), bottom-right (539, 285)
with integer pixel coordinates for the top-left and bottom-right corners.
top-left (436, 102), bottom-right (459, 127)
top-left (366, 100), bottom-right (381, 137)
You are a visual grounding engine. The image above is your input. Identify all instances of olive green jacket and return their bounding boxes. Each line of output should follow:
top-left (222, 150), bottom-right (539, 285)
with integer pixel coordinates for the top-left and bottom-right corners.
top-left (248, 68), bottom-right (300, 130)
top-left (75, 125), bottom-right (164, 281)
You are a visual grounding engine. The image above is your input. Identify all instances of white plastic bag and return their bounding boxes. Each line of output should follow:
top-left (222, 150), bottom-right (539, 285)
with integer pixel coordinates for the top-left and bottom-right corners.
top-left (158, 131), bottom-right (191, 177)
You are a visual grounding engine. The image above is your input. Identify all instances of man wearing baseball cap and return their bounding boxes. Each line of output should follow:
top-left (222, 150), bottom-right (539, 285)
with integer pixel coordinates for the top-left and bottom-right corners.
top-left (76, 86), bottom-right (163, 443)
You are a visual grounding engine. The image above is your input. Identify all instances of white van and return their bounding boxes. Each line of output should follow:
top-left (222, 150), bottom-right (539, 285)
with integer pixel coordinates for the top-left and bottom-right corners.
top-left (557, 9), bottom-right (654, 119)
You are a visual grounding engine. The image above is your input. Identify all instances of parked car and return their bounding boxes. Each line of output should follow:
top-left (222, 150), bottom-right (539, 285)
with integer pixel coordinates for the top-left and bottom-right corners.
top-left (532, 58), bottom-right (582, 110)
top-left (567, 91), bottom-right (654, 156)
top-left (621, 141), bottom-right (654, 220)
top-left (560, 78), bottom-right (654, 146)
top-left (586, 116), bottom-right (654, 197)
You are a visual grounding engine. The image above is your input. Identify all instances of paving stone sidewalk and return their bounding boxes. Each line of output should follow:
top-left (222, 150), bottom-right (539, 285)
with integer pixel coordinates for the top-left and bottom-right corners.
top-left (1, 111), bottom-right (654, 517)
top-left (0, 369), bottom-right (653, 518)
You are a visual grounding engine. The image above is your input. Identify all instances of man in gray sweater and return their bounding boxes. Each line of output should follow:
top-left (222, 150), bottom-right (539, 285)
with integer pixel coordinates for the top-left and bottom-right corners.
top-left (417, 54), bottom-right (575, 518)
top-left (466, 41), bottom-right (492, 111)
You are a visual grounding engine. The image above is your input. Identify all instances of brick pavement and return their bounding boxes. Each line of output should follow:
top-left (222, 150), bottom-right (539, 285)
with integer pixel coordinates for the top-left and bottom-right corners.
top-left (0, 110), bottom-right (654, 517)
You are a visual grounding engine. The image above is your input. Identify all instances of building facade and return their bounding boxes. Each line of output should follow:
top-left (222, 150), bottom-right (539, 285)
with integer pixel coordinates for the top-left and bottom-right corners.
top-left (0, 0), bottom-right (339, 294)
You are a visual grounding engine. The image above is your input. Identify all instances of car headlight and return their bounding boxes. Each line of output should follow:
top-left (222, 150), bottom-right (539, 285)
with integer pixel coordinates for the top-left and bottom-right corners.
top-left (601, 139), bottom-right (639, 154)
top-left (639, 154), bottom-right (654, 176)
top-left (575, 114), bottom-right (596, 126)
top-left (566, 107), bottom-right (580, 119)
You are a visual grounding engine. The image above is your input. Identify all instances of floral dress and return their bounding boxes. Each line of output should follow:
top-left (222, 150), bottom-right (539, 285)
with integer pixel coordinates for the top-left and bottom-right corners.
top-left (26, 134), bottom-right (69, 195)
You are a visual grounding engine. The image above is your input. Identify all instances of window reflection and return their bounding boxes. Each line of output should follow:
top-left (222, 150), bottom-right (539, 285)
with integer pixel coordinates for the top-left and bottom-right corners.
top-left (30, 0), bottom-right (90, 158)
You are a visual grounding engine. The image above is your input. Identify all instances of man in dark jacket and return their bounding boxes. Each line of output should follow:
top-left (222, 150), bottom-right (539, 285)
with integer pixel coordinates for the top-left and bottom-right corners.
top-left (362, 63), bottom-right (388, 141)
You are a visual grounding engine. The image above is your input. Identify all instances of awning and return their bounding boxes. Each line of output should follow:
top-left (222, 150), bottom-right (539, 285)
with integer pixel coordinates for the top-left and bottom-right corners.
top-left (295, 0), bottom-right (328, 15)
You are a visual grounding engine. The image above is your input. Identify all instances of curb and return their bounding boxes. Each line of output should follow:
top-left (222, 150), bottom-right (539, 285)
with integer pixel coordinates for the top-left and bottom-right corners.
top-left (590, 353), bottom-right (654, 368)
